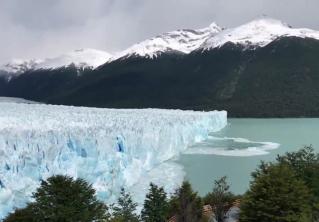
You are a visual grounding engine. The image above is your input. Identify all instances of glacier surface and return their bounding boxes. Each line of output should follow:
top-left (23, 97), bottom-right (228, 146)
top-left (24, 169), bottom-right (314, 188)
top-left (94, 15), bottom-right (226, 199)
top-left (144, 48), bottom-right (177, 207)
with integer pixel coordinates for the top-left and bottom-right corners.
top-left (0, 103), bottom-right (227, 218)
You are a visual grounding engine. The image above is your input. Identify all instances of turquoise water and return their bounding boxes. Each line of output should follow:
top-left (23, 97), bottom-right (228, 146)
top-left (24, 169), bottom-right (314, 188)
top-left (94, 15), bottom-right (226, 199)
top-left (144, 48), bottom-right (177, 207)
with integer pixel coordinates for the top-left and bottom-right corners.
top-left (179, 118), bottom-right (319, 196)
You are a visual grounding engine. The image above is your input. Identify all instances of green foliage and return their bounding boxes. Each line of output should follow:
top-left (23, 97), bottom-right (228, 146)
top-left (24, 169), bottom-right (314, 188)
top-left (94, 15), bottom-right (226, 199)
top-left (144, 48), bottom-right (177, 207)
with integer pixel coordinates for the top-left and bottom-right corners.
top-left (277, 146), bottom-right (319, 194)
top-left (169, 181), bottom-right (203, 222)
top-left (4, 204), bottom-right (36, 222)
top-left (240, 163), bottom-right (312, 222)
top-left (4, 175), bottom-right (110, 222)
top-left (111, 188), bottom-right (139, 222)
top-left (203, 176), bottom-right (237, 222)
top-left (141, 183), bottom-right (169, 222)
top-left (277, 146), bottom-right (319, 220)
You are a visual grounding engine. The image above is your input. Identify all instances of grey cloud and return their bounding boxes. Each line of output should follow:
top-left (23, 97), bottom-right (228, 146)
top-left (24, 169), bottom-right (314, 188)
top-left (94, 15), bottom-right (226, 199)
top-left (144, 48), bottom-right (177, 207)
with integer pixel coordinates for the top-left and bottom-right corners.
top-left (0, 0), bottom-right (318, 64)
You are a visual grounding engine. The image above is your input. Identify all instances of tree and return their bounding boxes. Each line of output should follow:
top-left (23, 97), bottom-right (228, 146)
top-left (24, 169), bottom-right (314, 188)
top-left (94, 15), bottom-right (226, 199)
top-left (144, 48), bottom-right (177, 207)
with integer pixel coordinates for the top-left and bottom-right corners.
top-left (240, 163), bottom-right (312, 222)
top-left (4, 204), bottom-right (35, 222)
top-left (169, 181), bottom-right (203, 222)
top-left (276, 146), bottom-right (319, 220)
top-left (141, 183), bottom-right (169, 222)
top-left (203, 176), bottom-right (237, 222)
top-left (4, 175), bottom-right (110, 222)
top-left (111, 188), bottom-right (139, 222)
top-left (277, 146), bottom-right (319, 187)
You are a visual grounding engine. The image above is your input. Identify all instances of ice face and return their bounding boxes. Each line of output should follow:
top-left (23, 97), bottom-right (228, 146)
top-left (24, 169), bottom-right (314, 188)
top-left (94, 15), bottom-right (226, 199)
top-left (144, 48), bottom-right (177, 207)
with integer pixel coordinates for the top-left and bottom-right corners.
top-left (0, 103), bottom-right (227, 218)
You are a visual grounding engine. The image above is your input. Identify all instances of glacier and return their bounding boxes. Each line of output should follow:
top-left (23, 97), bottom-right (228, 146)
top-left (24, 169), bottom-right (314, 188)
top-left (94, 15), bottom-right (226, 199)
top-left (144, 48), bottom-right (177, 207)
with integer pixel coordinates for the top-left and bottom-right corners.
top-left (0, 102), bottom-right (227, 218)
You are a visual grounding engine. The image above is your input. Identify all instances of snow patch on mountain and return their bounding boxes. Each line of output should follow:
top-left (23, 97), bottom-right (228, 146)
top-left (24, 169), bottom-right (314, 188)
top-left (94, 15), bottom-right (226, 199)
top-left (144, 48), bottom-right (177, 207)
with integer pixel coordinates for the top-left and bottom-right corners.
top-left (37, 48), bottom-right (112, 70)
top-left (1, 59), bottom-right (41, 73)
top-left (113, 23), bottom-right (222, 59)
top-left (201, 18), bottom-right (319, 50)
top-left (0, 59), bottom-right (42, 80)
top-left (114, 18), bottom-right (319, 58)
top-left (0, 49), bottom-right (112, 76)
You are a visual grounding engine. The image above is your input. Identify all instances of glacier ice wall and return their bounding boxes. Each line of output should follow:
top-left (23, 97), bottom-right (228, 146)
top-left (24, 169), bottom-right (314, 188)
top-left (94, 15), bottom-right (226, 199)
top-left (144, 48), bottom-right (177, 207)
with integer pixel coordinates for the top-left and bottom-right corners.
top-left (0, 103), bottom-right (227, 218)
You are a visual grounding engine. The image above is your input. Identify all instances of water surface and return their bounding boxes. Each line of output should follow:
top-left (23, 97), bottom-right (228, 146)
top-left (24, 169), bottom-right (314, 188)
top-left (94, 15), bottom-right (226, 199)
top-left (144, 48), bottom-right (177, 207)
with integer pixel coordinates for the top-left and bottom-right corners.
top-left (179, 118), bottom-right (319, 196)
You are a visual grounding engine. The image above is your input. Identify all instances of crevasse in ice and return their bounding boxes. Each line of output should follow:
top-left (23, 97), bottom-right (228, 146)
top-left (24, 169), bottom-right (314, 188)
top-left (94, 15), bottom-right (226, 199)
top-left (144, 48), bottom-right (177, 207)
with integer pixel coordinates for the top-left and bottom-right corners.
top-left (0, 102), bottom-right (227, 218)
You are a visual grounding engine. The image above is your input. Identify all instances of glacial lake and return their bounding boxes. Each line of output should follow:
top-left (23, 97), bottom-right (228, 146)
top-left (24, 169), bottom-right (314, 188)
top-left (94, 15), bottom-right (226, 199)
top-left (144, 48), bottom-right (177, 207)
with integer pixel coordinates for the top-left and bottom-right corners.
top-left (179, 118), bottom-right (319, 196)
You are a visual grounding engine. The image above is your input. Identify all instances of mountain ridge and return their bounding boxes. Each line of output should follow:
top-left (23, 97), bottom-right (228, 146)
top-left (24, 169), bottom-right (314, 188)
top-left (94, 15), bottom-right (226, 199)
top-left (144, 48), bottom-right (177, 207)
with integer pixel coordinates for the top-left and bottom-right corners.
top-left (2, 17), bottom-right (319, 76)
top-left (1, 18), bottom-right (319, 117)
top-left (0, 48), bottom-right (112, 78)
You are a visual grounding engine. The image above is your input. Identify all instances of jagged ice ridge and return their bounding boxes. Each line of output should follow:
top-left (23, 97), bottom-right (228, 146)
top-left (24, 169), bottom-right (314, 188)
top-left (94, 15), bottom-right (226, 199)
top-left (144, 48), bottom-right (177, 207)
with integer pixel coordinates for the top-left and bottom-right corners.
top-left (0, 102), bottom-right (227, 218)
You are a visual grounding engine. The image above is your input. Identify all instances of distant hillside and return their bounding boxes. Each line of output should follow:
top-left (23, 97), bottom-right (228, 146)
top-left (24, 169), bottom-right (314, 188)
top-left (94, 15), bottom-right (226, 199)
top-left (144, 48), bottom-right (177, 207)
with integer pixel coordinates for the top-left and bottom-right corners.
top-left (1, 37), bottom-right (319, 117)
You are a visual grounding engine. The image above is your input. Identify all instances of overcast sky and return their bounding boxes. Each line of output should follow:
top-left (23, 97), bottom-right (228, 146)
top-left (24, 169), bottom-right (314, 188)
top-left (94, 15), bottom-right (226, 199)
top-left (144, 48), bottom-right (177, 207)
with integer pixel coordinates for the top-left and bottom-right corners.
top-left (0, 0), bottom-right (318, 63)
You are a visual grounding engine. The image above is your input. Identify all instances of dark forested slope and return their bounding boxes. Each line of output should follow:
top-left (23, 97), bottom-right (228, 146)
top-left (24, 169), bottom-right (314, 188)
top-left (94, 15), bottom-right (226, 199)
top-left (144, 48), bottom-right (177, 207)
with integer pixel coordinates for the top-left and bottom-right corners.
top-left (2, 37), bottom-right (319, 117)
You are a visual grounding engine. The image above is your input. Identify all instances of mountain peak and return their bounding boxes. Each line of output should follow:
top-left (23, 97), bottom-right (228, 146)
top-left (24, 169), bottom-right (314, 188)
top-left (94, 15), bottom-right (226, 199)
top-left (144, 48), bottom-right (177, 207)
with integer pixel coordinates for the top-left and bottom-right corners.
top-left (201, 17), bottom-right (319, 50)
top-left (0, 59), bottom-right (42, 75)
top-left (37, 48), bottom-right (112, 70)
top-left (2, 18), bottom-right (319, 76)
top-left (208, 22), bottom-right (223, 31)
top-left (241, 17), bottom-right (291, 30)
top-left (0, 48), bottom-right (112, 77)
top-left (112, 23), bottom-right (222, 60)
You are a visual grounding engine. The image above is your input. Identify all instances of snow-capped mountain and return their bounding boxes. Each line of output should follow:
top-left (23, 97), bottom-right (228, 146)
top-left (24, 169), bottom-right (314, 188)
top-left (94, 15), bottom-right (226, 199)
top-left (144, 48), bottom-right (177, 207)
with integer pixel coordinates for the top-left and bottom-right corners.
top-left (0, 48), bottom-right (112, 76)
top-left (37, 48), bottom-right (112, 70)
top-left (112, 23), bottom-right (222, 60)
top-left (0, 59), bottom-right (41, 74)
top-left (2, 17), bottom-right (319, 77)
top-left (114, 18), bottom-right (319, 58)
top-left (2, 18), bottom-right (319, 117)
top-left (200, 18), bottom-right (319, 50)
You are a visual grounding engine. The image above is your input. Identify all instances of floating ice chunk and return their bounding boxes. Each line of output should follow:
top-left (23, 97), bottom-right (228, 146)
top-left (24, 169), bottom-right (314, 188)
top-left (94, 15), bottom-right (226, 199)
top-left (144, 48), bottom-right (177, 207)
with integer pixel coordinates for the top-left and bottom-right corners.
top-left (184, 137), bottom-right (280, 156)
